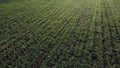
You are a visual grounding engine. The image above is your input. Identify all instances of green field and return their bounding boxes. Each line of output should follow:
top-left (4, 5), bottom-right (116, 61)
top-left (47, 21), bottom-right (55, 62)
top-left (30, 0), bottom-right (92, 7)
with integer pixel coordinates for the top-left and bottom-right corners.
top-left (0, 0), bottom-right (120, 67)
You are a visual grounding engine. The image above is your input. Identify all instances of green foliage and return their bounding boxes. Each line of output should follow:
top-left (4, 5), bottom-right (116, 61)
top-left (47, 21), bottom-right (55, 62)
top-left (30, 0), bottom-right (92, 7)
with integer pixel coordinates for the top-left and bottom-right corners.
top-left (0, 0), bottom-right (120, 67)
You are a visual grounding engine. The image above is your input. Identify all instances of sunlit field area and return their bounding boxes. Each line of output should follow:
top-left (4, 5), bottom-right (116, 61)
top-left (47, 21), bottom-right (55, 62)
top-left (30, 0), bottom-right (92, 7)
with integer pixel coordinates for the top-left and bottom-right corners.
top-left (0, 0), bottom-right (120, 67)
